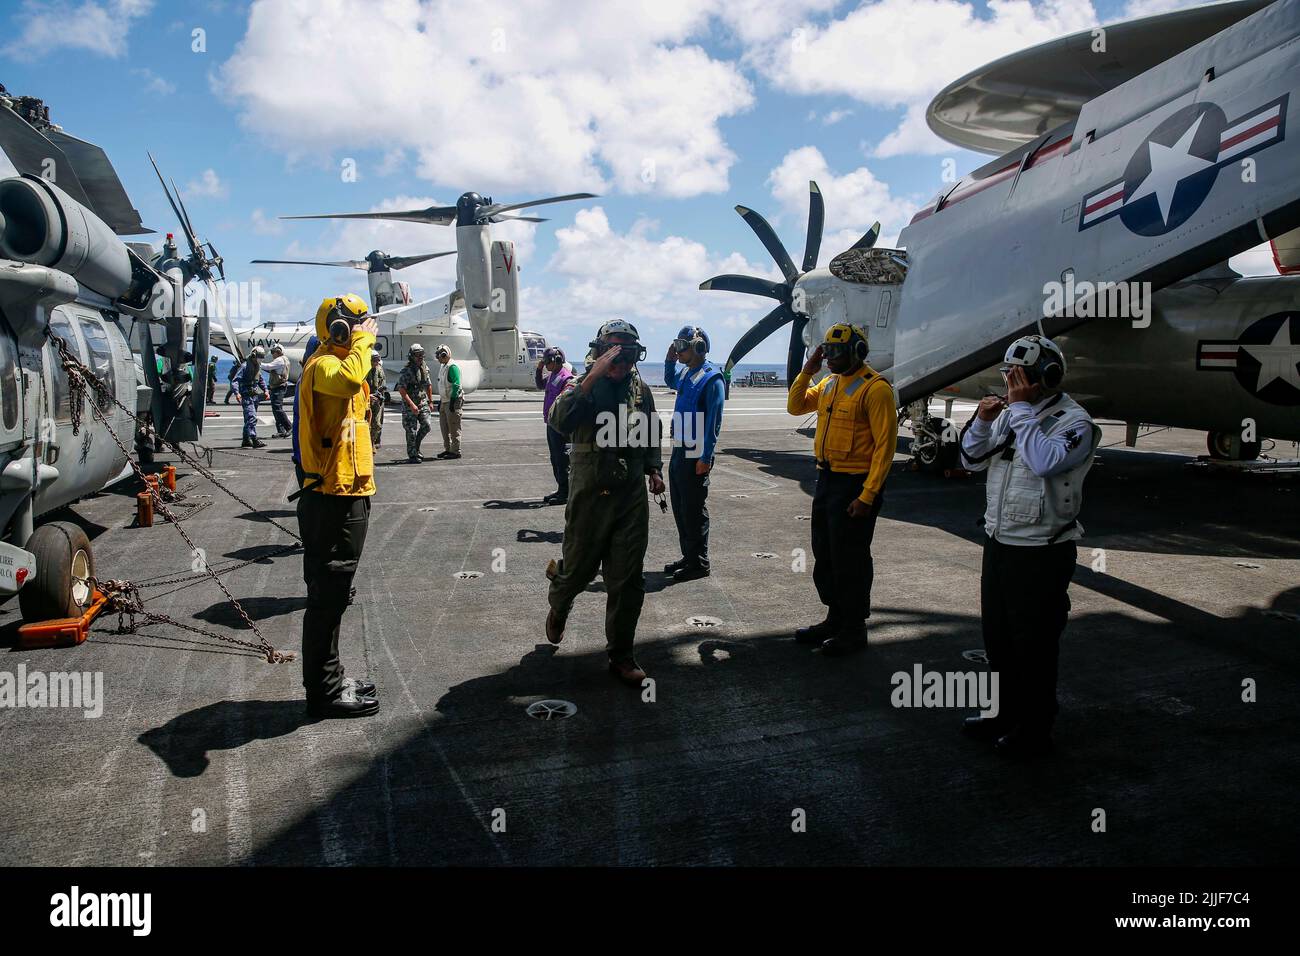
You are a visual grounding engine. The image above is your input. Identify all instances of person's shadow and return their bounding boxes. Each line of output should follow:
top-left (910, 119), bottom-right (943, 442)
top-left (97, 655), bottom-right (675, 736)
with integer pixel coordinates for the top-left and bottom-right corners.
top-left (138, 700), bottom-right (311, 777)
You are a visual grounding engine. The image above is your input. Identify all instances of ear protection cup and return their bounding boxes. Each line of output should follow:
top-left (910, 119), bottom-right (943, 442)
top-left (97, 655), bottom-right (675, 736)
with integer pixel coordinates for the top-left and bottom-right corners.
top-left (1040, 358), bottom-right (1064, 389)
top-left (854, 338), bottom-right (869, 360)
top-left (329, 317), bottom-right (351, 345)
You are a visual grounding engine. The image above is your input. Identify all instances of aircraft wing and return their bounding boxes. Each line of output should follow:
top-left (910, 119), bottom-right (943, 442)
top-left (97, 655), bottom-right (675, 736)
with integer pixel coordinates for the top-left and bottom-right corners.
top-left (891, 0), bottom-right (1300, 407)
top-left (386, 289), bottom-right (465, 334)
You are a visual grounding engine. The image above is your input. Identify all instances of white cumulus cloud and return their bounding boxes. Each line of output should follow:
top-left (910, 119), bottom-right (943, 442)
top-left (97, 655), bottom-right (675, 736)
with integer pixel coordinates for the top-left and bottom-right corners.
top-left (216, 0), bottom-right (757, 198)
top-left (3, 0), bottom-right (153, 59)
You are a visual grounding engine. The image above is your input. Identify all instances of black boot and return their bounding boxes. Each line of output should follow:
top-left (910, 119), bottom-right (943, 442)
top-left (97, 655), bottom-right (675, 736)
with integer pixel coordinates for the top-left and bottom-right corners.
top-left (307, 687), bottom-right (379, 719)
top-left (795, 617), bottom-right (838, 645)
top-left (820, 623), bottom-right (868, 657)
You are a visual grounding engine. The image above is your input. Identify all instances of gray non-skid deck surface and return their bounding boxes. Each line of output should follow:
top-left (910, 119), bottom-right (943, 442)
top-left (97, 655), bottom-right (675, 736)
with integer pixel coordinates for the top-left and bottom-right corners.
top-left (0, 390), bottom-right (1295, 865)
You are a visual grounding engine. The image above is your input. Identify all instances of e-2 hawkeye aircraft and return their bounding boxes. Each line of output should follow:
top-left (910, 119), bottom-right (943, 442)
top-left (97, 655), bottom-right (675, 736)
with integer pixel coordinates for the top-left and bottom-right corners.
top-left (0, 86), bottom-right (232, 622)
top-left (708, 0), bottom-right (1300, 467)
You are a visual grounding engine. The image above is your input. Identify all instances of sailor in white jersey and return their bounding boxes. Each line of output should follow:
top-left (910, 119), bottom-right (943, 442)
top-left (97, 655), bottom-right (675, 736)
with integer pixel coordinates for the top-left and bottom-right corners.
top-left (959, 335), bottom-right (1101, 758)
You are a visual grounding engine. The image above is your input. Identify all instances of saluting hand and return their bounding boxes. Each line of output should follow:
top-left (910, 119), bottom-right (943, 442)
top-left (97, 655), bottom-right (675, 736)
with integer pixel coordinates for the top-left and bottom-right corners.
top-left (802, 346), bottom-right (823, 376)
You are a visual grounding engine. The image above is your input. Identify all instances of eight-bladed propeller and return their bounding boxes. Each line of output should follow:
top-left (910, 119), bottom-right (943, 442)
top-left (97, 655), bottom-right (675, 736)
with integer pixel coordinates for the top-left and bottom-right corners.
top-left (250, 250), bottom-right (455, 273)
top-left (279, 191), bottom-right (597, 227)
top-left (700, 180), bottom-right (880, 386)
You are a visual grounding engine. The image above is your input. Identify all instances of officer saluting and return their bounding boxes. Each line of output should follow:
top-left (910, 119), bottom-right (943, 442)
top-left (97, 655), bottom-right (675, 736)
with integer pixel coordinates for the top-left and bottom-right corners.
top-left (959, 334), bottom-right (1100, 758)
top-left (295, 294), bottom-right (381, 719)
top-left (787, 323), bottom-right (897, 656)
top-left (544, 319), bottom-right (664, 686)
top-left (663, 325), bottom-right (725, 582)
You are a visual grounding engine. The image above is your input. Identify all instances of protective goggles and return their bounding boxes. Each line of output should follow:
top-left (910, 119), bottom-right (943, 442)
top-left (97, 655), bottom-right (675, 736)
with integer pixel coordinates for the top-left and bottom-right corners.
top-left (611, 343), bottom-right (647, 364)
top-left (822, 341), bottom-right (856, 359)
top-left (672, 338), bottom-right (692, 352)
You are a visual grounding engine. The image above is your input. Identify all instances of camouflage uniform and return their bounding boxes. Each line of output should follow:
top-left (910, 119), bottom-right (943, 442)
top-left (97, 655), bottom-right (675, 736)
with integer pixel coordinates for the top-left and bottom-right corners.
top-left (366, 362), bottom-right (386, 448)
top-left (547, 368), bottom-right (662, 666)
top-left (397, 360), bottom-right (433, 459)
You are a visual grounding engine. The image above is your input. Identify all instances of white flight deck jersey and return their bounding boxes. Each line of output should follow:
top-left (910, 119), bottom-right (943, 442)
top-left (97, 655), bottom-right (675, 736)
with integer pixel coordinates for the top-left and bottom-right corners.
top-left (961, 392), bottom-right (1101, 546)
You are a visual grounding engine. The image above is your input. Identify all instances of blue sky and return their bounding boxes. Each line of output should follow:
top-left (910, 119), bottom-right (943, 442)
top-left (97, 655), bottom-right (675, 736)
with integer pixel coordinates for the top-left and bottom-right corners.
top-left (4, 0), bottom-right (1259, 362)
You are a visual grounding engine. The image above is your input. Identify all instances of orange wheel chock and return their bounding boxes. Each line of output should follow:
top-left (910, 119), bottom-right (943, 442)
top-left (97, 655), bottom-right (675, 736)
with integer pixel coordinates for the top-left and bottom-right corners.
top-left (18, 589), bottom-right (110, 649)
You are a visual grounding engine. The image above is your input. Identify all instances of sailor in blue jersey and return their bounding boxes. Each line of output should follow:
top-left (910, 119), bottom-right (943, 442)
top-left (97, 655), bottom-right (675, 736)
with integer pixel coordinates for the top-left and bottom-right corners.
top-left (663, 326), bottom-right (725, 582)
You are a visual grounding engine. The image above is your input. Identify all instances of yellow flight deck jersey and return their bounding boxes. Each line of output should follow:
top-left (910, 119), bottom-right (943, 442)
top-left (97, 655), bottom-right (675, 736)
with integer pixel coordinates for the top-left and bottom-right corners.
top-left (298, 326), bottom-right (377, 497)
top-left (787, 363), bottom-right (898, 504)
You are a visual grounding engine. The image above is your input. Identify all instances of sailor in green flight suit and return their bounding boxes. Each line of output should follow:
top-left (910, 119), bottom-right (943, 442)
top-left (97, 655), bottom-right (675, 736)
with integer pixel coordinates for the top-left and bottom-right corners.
top-left (544, 319), bottom-right (665, 686)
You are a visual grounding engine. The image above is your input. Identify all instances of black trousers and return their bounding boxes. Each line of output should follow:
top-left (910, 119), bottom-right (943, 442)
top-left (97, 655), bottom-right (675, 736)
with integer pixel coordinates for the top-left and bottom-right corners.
top-left (668, 446), bottom-right (711, 568)
top-left (546, 425), bottom-right (570, 495)
top-left (298, 491), bottom-right (371, 703)
top-left (981, 536), bottom-right (1077, 737)
top-left (810, 469), bottom-right (883, 627)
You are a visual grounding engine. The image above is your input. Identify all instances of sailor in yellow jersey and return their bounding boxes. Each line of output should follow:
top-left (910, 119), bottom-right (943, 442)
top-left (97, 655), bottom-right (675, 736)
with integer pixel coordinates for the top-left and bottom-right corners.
top-left (787, 323), bottom-right (898, 656)
top-left (294, 294), bottom-right (381, 719)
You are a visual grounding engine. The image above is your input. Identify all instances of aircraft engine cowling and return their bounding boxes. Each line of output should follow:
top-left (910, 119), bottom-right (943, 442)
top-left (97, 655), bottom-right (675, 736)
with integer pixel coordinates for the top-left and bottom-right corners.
top-left (0, 174), bottom-right (132, 299)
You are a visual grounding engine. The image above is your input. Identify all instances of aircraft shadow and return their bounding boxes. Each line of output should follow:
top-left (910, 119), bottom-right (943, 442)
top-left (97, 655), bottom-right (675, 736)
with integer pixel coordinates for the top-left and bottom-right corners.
top-left (228, 590), bottom-right (1299, 866)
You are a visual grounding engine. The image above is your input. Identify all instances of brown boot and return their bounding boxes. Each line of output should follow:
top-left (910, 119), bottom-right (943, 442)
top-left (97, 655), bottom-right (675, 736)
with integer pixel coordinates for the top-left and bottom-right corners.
top-left (608, 659), bottom-right (646, 687)
top-left (546, 608), bottom-right (566, 645)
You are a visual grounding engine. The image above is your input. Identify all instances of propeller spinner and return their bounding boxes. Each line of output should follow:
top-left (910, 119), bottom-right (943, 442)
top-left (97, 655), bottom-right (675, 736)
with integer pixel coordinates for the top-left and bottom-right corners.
top-left (700, 181), bottom-right (880, 386)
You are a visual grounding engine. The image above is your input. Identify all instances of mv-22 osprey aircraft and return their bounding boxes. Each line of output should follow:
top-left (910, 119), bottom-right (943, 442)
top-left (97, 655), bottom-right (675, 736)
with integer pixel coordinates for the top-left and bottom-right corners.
top-left (223, 189), bottom-right (596, 393)
top-left (0, 85), bottom-right (232, 622)
top-left (708, 0), bottom-right (1300, 467)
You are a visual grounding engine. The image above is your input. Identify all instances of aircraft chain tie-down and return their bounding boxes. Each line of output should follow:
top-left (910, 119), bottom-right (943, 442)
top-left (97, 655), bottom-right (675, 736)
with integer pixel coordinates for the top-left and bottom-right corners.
top-left (49, 333), bottom-right (296, 664)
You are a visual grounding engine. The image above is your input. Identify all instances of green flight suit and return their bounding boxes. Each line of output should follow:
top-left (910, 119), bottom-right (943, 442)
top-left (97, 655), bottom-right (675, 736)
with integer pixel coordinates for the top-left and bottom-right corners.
top-left (547, 368), bottom-right (662, 665)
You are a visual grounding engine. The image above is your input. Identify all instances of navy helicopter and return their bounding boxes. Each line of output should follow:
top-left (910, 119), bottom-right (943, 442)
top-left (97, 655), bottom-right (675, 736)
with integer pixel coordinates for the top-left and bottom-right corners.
top-left (0, 85), bottom-right (233, 622)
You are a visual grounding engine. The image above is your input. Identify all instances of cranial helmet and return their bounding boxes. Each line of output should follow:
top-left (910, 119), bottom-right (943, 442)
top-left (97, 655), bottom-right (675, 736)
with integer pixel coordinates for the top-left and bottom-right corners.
top-left (822, 322), bottom-right (869, 360)
top-left (1001, 334), bottom-right (1066, 389)
top-left (543, 346), bottom-right (565, 365)
top-left (409, 343), bottom-right (425, 358)
top-left (435, 345), bottom-right (451, 359)
top-left (314, 293), bottom-right (370, 345)
top-left (590, 318), bottom-right (645, 365)
top-left (250, 345), bottom-right (267, 360)
top-left (674, 325), bottom-right (710, 356)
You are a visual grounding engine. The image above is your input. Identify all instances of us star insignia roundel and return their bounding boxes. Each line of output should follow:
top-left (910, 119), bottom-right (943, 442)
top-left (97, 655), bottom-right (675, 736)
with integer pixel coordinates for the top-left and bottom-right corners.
top-left (1197, 312), bottom-right (1300, 406)
top-left (1079, 95), bottom-right (1288, 235)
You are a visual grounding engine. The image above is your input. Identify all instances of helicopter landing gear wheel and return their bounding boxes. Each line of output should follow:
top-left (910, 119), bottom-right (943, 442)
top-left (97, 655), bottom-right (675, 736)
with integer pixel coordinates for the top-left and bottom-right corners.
top-left (1206, 431), bottom-right (1261, 461)
top-left (19, 522), bottom-right (94, 623)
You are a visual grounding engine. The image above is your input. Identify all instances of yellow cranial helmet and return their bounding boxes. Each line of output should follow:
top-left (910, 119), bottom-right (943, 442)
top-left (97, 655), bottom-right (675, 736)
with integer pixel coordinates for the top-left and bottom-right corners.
top-left (314, 293), bottom-right (371, 342)
top-left (823, 322), bottom-right (869, 359)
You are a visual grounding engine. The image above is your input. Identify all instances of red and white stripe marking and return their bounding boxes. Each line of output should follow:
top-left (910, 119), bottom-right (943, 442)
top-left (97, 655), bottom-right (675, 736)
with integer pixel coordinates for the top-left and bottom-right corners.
top-left (1218, 103), bottom-right (1282, 162)
top-left (1081, 181), bottom-right (1125, 225)
top-left (1198, 345), bottom-right (1239, 369)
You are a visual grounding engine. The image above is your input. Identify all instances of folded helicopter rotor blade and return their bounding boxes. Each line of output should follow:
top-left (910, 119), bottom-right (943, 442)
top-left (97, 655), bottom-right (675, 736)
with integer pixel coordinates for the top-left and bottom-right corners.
top-left (250, 258), bottom-right (368, 270)
top-left (735, 205), bottom-right (799, 283)
top-left (486, 192), bottom-right (598, 216)
top-left (850, 221), bottom-right (881, 250)
top-left (723, 303), bottom-right (795, 381)
top-left (171, 177), bottom-right (204, 253)
top-left (699, 274), bottom-right (787, 301)
top-left (786, 314), bottom-right (810, 387)
top-left (386, 251), bottom-right (457, 270)
top-left (147, 152), bottom-right (193, 246)
top-left (206, 276), bottom-right (245, 363)
top-left (281, 205), bottom-right (458, 225)
top-left (802, 181), bottom-right (824, 272)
